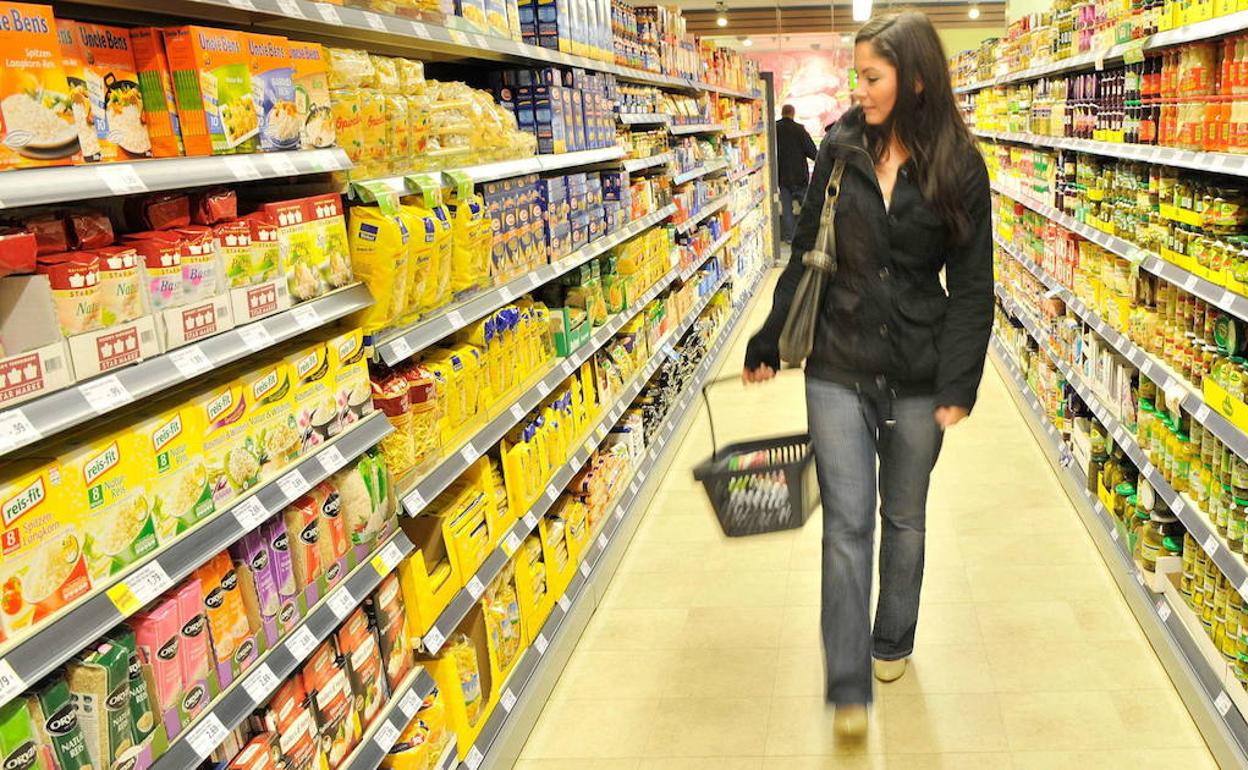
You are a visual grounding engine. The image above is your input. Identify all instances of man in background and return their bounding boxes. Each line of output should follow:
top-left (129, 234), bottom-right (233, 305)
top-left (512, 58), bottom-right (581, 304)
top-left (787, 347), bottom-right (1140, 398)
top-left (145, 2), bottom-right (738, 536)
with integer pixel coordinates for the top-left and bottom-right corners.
top-left (775, 104), bottom-right (818, 243)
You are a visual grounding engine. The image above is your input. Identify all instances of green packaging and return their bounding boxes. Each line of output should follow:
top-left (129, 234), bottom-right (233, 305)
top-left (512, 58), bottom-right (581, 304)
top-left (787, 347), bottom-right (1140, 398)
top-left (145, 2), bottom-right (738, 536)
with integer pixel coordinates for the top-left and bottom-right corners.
top-left (0, 699), bottom-right (53, 770)
top-left (28, 676), bottom-right (91, 770)
top-left (67, 640), bottom-right (134, 770)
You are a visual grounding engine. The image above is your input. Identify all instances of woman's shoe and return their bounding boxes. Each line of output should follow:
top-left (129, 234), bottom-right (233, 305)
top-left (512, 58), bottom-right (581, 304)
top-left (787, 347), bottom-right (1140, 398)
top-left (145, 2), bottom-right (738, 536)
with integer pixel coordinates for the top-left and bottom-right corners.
top-left (873, 657), bottom-right (908, 682)
top-left (833, 704), bottom-right (868, 739)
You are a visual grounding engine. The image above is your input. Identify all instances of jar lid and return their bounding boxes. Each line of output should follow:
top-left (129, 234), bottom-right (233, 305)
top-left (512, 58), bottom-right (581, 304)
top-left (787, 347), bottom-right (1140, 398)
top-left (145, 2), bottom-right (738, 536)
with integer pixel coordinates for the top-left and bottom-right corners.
top-left (1116, 482), bottom-right (1137, 497)
top-left (1139, 479), bottom-right (1156, 510)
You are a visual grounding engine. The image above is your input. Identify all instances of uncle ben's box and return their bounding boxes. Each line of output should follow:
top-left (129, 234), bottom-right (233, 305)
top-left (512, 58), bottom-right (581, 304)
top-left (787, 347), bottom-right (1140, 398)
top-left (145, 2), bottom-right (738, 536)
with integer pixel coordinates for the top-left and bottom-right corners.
top-left (0, 2), bottom-right (81, 169)
top-left (163, 26), bottom-right (259, 155)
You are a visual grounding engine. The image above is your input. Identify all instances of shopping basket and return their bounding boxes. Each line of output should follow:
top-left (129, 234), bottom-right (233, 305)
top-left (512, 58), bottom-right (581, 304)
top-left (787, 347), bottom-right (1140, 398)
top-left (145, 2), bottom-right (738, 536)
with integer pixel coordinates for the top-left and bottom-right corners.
top-left (691, 375), bottom-right (820, 537)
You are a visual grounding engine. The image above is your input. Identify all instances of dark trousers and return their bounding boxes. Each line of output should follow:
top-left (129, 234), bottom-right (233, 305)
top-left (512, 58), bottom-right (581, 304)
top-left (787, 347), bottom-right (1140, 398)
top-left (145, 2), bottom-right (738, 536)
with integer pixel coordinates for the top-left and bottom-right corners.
top-left (779, 183), bottom-right (806, 242)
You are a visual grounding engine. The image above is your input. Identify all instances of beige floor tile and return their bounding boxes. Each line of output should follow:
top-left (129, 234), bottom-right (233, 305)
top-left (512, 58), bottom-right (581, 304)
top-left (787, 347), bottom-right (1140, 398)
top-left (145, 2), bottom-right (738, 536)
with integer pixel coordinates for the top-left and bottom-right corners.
top-left (674, 606), bottom-right (787, 649)
top-left (974, 601), bottom-right (1086, 643)
top-left (547, 650), bottom-right (675, 700)
top-left (965, 564), bottom-right (1117, 603)
top-left (515, 760), bottom-right (641, 770)
top-left (761, 757), bottom-right (886, 770)
top-left (772, 644), bottom-right (825, 697)
top-left (880, 693), bottom-right (1010, 753)
top-left (765, 696), bottom-right (888, 756)
top-left (883, 754), bottom-right (1015, 769)
top-left (643, 697), bottom-right (770, 757)
top-left (957, 531), bottom-right (1102, 568)
top-left (661, 646), bottom-right (779, 699)
top-left (780, 604), bottom-right (822, 649)
top-left (521, 698), bottom-right (658, 758)
top-left (576, 608), bottom-right (690, 651)
top-left (879, 644), bottom-right (996, 695)
top-left (1009, 749), bottom-right (1219, 770)
top-left (1069, 598), bottom-right (1150, 642)
top-left (638, 757), bottom-right (765, 770)
top-left (1107, 688), bottom-right (1208, 748)
top-left (914, 601), bottom-right (984, 645)
top-left (997, 690), bottom-right (1126, 751)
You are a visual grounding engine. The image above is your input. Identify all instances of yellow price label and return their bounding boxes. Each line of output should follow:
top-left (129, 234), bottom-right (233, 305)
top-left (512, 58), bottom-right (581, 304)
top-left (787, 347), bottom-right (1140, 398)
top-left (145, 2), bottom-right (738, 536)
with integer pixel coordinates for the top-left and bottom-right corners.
top-left (106, 583), bottom-right (142, 615)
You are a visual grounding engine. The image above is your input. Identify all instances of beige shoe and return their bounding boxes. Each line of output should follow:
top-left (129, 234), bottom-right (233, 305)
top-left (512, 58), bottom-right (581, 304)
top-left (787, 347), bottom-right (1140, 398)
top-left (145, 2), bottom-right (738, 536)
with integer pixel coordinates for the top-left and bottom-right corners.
top-left (873, 657), bottom-right (908, 683)
top-left (833, 704), bottom-right (868, 740)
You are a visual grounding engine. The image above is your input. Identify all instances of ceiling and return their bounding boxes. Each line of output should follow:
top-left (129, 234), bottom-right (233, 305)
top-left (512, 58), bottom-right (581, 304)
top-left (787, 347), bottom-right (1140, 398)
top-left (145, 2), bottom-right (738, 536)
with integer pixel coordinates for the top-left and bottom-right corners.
top-left (678, 2), bottom-right (1007, 37)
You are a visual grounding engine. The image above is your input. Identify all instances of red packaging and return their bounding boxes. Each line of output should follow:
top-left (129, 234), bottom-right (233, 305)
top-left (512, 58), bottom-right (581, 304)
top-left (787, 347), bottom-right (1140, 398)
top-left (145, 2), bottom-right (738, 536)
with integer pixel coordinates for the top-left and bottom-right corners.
top-left (193, 188), bottom-right (238, 225)
top-left (260, 676), bottom-right (320, 770)
top-left (0, 229), bottom-right (37, 277)
top-left (302, 641), bottom-right (361, 769)
top-left (267, 676), bottom-right (309, 734)
top-left (68, 211), bottom-right (115, 250)
top-left (337, 607), bottom-right (386, 727)
top-left (228, 734), bottom-right (280, 770)
top-left (313, 480), bottom-right (349, 568)
top-left (127, 192), bottom-right (191, 230)
top-left (23, 214), bottom-right (70, 255)
top-left (36, 251), bottom-right (101, 335)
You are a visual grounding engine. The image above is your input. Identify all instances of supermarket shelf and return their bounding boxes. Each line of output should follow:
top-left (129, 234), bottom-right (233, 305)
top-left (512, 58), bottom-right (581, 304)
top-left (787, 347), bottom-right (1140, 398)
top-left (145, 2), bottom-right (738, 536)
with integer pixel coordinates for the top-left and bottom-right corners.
top-left (0, 282), bottom-right (374, 457)
top-left (990, 337), bottom-right (1248, 769)
top-left (0, 148), bottom-right (350, 210)
top-left (464, 269), bottom-right (765, 770)
top-left (373, 204), bottom-right (677, 366)
top-left (674, 195), bottom-right (730, 234)
top-left (724, 125), bottom-right (765, 140)
top-left (669, 123), bottom-right (725, 135)
top-left (152, 530), bottom-right (414, 769)
top-left (995, 287), bottom-right (1248, 606)
top-left (417, 267), bottom-right (732, 656)
top-left (672, 159), bottom-right (728, 186)
top-left (338, 665), bottom-right (439, 770)
top-left (617, 112), bottom-right (672, 126)
top-left (621, 152), bottom-right (673, 173)
top-left (0, 412), bottom-right (392, 712)
top-left (995, 234), bottom-right (1248, 464)
top-left (975, 129), bottom-right (1248, 177)
top-left (954, 10), bottom-right (1248, 92)
top-left (350, 147), bottom-right (626, 197)
top-left (990, 182), bottom-right (1248, 323)
top-left (679, 231), bottom-right (732, 283)
top-left (729, 156), bottom-right (766, 183)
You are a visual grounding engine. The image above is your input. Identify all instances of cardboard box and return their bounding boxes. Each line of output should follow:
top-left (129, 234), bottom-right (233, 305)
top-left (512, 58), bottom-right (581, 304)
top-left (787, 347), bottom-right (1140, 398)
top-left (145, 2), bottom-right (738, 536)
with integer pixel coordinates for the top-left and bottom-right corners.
top-left (65, 314), bottom-right (160, 380)
top-left (129, 28), bottom-right (184, 158)
top-left (155, 294), bottom-right (234, 350)
top-left (68, 22), bottom-right (153, 162)
top-left (162, 26), bottom-right (259, 155)
top-left (230, 279), bottom-right (291, 324)
top-left (423, 605), bottom-right (494, 754)
top-left (290, 42), bottom-right (334, 151)
top-left (244, 33), bottom-right (298, 152)
top-left (396, 515), bottom-right (461, 640)
top-left (0, 2), bottom-right (79, 170)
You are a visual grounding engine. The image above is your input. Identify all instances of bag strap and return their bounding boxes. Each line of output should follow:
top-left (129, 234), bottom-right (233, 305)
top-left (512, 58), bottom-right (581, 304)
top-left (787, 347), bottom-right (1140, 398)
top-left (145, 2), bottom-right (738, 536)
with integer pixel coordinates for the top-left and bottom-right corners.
top-left (802, 158), bottom-right (847, 272)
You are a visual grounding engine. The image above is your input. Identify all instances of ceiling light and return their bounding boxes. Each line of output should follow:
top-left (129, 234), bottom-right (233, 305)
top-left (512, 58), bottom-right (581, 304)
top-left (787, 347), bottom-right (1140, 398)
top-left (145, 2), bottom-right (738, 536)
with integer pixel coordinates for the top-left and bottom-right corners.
top-left (717, 14), bottom-right (728, 26)
top-left (743, 37), bottom-right (753, 47)
top-left (716, 0), bottom-right (728, 27)
top-left (968, 5), bottom-right (980, 18)
top-left (852, 0), bottom-right (872, 22)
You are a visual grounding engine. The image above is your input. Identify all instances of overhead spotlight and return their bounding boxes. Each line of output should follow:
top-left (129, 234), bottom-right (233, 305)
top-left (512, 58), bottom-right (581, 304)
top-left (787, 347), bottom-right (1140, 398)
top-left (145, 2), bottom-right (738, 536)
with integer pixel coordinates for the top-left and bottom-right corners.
top-left (968, 4), bottom-right (980, 18)
top-left (743, 37), bottom-right (753, 46)
top-left (716, 0), bottom-right (728, 26)
top-left (852, 0), bottom-right (872, 22)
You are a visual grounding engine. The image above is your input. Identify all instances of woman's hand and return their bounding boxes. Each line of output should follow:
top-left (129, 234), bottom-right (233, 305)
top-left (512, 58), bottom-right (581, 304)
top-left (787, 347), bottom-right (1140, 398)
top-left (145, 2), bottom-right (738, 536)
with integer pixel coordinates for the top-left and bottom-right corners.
top-left (934, 406), bottom-right (969, 429)
top-left (742, 365), bottom-right (777, 384)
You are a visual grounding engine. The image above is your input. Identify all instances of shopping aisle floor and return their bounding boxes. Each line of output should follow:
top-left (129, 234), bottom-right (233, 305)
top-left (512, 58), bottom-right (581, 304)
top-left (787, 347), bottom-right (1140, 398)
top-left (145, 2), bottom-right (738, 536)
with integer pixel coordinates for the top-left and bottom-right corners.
top-left (517, 273), bottom-right (1219, 769)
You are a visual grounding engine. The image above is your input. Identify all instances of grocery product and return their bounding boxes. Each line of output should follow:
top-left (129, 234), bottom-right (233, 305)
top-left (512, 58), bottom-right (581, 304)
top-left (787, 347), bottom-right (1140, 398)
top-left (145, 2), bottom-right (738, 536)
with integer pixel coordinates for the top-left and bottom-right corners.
top-left (246, 34), bottom-right (299, 152)
top-left (163, 26), bottom-right (259, 155)
top-left (70, 22), bottom-right (153, 161)
top-left (28, 675), bottom-right (92, 770)
top-left (0, 699), bottom-right (52, 770)
top-left (0, 2), bottom-right (79, 170)
top-left (290, 41), bottom-right (334, 150)
top-left (129, 27), bottom-right (184, 158)
top-left (66, 636), bottom-right (134, 770)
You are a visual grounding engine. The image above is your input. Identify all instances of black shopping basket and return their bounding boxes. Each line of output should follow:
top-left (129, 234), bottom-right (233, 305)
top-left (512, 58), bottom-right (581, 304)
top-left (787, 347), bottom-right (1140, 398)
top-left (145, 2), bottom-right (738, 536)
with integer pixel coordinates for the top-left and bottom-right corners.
top-left (692, 375), bottom-right (820, 537)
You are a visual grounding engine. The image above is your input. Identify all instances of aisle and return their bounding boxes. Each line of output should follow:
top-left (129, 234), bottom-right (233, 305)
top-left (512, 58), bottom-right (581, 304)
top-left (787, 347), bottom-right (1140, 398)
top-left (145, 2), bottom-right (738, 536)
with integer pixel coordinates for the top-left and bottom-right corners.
top-left (516, 274), bottom-right (1218, 769)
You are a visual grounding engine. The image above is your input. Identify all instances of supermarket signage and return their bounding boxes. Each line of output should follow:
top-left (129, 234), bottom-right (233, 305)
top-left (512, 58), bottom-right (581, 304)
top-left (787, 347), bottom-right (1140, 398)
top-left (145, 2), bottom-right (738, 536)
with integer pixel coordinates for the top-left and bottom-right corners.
top-left (181, 303), bottom-right (220, 341)
top-left (245, 284), bottom-right (280, 318)
top-left (96, 326), bottom-right (141, 371)
top-left (0, 353), bottom-right (44, 402)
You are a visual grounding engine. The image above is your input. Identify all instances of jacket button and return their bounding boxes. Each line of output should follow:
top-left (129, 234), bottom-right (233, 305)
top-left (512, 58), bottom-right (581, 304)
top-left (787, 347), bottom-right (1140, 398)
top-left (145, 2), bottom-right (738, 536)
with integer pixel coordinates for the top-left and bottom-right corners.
top-left (878, 267), bottom-right (889, 279)
top-left (879, 324), bottom-right (888, 337)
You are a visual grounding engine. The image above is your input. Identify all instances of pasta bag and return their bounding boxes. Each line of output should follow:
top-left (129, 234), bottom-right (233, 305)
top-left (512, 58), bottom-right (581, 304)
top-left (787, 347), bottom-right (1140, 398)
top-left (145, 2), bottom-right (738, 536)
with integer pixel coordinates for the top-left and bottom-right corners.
top-left (402, 195), bottom-right (452, 312)
top-left (347, 205), bottom-right (410, 333)
top-left (397, 204), bottom-right (432, 322)
top-left (446, 186), bottom-right (490, 297)
top-left (330, 89), bottom-right (363, 166)
top-left (385, 94), bottom-right (411, 175)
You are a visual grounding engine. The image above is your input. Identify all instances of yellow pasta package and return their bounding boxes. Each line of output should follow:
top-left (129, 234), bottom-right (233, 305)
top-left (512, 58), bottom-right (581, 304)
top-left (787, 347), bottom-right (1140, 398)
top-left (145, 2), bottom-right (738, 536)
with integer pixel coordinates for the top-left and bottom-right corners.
top-left (404, 198), bottom-right (452, 313)
top-left (396, 204), bottom-right (431, 322)
top-left (327, 47), bottom-right (374, 89)
top-left (359, 89), bottom-right (387, 180)
top-left (447, 190), bottom-right (491, 297)
top-left (385, 94), bottom-right (411, 176)
top-left (396, 58), bottom-right (425, 94)
top-left (369, 54), bottom-right (399, 93)
top-left (330, 89), bottom-right (363, 166)
top-left (348, 205), bottom-right (410, 333)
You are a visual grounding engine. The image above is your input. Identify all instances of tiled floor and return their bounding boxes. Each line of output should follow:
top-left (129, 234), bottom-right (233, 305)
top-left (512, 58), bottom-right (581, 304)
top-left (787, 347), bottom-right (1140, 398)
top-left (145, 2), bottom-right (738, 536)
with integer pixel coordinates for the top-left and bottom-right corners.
top-left (517, 273), bottom-right (1218, 768)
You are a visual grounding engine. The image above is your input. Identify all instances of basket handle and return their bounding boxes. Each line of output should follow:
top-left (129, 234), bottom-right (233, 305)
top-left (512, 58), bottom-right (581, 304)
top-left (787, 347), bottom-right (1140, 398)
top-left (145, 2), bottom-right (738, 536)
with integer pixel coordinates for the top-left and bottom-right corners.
top-left (701, 366), bottom-right (799, 461)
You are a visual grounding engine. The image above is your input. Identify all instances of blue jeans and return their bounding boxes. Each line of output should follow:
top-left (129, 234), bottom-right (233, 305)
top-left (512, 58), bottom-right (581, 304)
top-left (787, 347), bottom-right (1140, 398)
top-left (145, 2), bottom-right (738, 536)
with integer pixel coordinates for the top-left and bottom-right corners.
top-left (780, 183), bottom-right (805, 242)
top-left (805, 378), bottom-right (944, 706)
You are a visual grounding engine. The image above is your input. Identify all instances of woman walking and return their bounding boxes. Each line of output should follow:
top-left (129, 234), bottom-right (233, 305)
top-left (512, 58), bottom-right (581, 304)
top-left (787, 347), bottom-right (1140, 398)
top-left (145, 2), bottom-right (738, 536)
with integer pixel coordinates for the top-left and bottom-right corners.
top-left (743, 12), bottom-right (993, 738)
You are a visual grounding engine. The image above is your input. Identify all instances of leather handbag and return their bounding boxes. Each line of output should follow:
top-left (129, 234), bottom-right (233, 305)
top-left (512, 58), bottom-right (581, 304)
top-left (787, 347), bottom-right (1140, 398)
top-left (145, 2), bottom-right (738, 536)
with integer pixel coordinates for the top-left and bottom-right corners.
top-left (778, 158), bottom-right (847, 365)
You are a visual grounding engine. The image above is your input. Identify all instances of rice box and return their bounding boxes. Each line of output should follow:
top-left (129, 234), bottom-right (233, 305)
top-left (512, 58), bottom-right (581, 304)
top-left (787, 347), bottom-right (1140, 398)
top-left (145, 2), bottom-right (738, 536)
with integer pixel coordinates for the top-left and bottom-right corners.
top-left (302, 641), bottom-right (360, 769)
top-left (303, 194), bottom-right (352, 290)
top-left (0, 3), bottom-right (79, 170)
top-left (187, 378), bottom-right (254, 506)
top-left (261, 517), bottom-right (299, 633)
top-left (284, 339), bottom-right (338, 452)
top-left (363, 573), bottom-right (412, 688)
top-left (129, 595), bottom-right (184, 718)
top-left (66, 639), bottom-right (134, 770)
top-left (0, 460), bottom-right (90, 641)
top-left (260, 680), bottom-right (318, 770)
top-left (325, 327), bottom-right (372, 430)
top-left (101, 627), bottom-right (160, 748)
top-left (289, 41), bottom-right (333, 150)
top-left (128, 28), bottom-right (183, 158)
top-left (229, 734), bottom-right (280, 770)
top-left (283, 495), bottom-right (323, 589)
top-left (258, 198), bottom-right (325, 303)
top-left (175, 580), bottom-right (211, 717)
top-left (230, 530), bottom-right (280, 643)
top-left (58, 431), bottom-right (158, 583)
top-left (236, 359), bottom-right (300, 481)
top-left (245, 34), bottom-right (298, 152)
top-left (0, 699), bottom-right (53, 770)
top-left (28, 675), bottom-right (92, 770)
top-left (162, 26), bottom-right (259, 156)
top-left (133, 406), bottom-right (212, 543)
top-left (336, 608), bottom-right (385, 727)
top-left (71, 22), bottom-right (153, 161)
top-left (194, 552), bottom-right (252, 672)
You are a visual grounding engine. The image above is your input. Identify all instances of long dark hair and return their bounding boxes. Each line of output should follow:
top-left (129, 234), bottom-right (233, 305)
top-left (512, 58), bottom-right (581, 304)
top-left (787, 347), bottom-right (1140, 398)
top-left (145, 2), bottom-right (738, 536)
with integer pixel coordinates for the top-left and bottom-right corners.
top-left (855, 12), bottom-right (976, 242)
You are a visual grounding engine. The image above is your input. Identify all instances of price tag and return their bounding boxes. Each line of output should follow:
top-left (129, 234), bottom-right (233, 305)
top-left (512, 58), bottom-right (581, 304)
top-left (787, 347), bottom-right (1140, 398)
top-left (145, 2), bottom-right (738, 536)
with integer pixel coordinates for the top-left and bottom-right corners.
top-left (1205, 534), bottom-right (1221, 556)
top-left (371, 540), bottom-right (404, 574)
top-left (1215, 690), bottom-right (1234, 717)
top-left (500, 286), bottom-right (516, 303)
top-left (278, 469), bottom-right (310, 501)
top-left (82, 375), bottom-right (133, 413)
top-left (186, 714), bottom-right (229, 759)
top-left (510, 403), bottom-right (526, 422)
top-left (227, 0), bottom-right (258, 8)
top-left (314, 2), bottom-right (343, 24)
top-left (403, 489), bottom-right (426, 513)
top-left (579, 560), bottom-right (591, 578)
top-left (233, 495), bottom-right (269, 530)
top-left (125, 562), bottom-right (172, 606)
top-left (291, 304), bottom-right (320, 330)
top-left (546, 485), bottom-right (559, 502)
top-left (597, 533), bottom-right (608, 551)
top-left (466, 575), bottom-right (485, 599)
top-left (388, 336), bottom-right (413, 361)
top-left (1184, 274), bottom-right (1199, 291)
top-left (238, 323), bottom-right (275, 352)
top-left (562, 360), bottom-right (575, 376)
top-left (374, 722), bottom-right (401, 751)
top-left (0, 410), bottom-right (39, 454)
top-left (224, 155), bottom-right (262, 180)
top-left (318, 445), bottom-right (347, 474)
top-left (1157, 600), bottom-right (1171, 622)
top-left (286, 625), bottom-right (318, 659)
top-left (327, 587), bottom-right (355, 619)
top-left (1110, 527), bottom-right (1119, 542)
top-left (97, 165), bottom-right (147, 195)
top-left (460, 444), bottom-right (481, 466)
top-left (275, 0), bottom-right (307, 17)
top-left (1172, 499), bottom-right (1186, 516)
top-left (424, 626), bottom-right (446, 652)
top-left (528, 273), bottom-right (542, 288)
top-left (0, 660), bottom-right (22, 707)
top-left (242, 663), bottom-right (280, 704)
top-left (362, 10), bottom-right (387, 30)
top-left (169, 346), bottom-right (212, 378)
top-left (500, 688), bottom-right (517, 712)
top-left (558, 594), bottom-right (571, 611)
top-left (410, 20), bottom-right (428, 35)
top-left (398, 687), bottom-right (423, 718)
top-left (465, 746), bottom-right (484, 770)
top-left (1195, 404), bottom-right (1211, 422)
top-left (1135, 571), bottom-right (1145, 587)
top-left (1239, 578), bottom-right (1248, 599)
top-left (523, 512), bottom-right (538, 530)
top-left (446, 310), bottom-right (466, 329)
top-left (268, 153), bottom-right (298, 177)
top-left (534, 633), bottom-right (549, 655)
top-left (537, 381), bottom-right (551, 398)
top-left (502, 532), bottom-right (522, 555)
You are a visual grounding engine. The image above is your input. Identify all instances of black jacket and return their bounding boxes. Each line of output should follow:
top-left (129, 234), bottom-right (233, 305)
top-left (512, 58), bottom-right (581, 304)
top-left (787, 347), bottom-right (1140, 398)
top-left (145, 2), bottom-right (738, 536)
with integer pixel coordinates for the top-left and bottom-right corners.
top-left (746, 108), bottom-right (994, 411)
top-left (775, 117), bottom-right (818, 188)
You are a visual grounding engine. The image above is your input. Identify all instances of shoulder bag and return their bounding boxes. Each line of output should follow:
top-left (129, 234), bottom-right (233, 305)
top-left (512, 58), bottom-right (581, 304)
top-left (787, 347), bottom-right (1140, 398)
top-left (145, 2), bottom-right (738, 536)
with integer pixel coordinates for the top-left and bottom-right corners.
top-left (778, 158), bottom-right (847, 365)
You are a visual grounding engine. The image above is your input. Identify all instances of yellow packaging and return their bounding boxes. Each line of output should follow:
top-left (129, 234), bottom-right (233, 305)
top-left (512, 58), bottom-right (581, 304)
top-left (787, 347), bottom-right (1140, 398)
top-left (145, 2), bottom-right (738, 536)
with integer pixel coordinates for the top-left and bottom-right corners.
top-left (385, 94), bottom-right (410, 175)
top-left (360, 89), bottom-right (387, 180)
top-left (397, 204), bottom-right (432, 321)
top-left (448, 192), bottom-right (491, 297)
top-left (449, 344), bottom-right (484, 424)
top-left (58, 429), bottom-right (159, 583)
top-left (326, 326), bottom-right (374, 430)
top-left (236, 359), bottom-right (300, 482)
top-left (348, 205), bottom-right (410, 333)
top-left (0, 460), bottom-right (92, 640)
top-left (330, 89), bottom-right (362, 166)
top-left (189, 378), bottom-right (253, 507)
top-left (459, 317), bottom-right (501, 405)
top-left (284, 338), bottom-right (339, 453)
top-left (326, 47), bottom-right (374, 89)
top-left (396, 58), bottom-right (425, 94)
top-left (1, 3), bottom-right (79, 170)
top-left (404, 200), bottom-right (454, 311)
top-left (133, 406), bottom-right (213, 544)
top-left (408, 94), bottom-right (429, 162)
top-left (290, 40), bottom-right (335, 150)
top-left (369, 54), bottom-right (399, 93)
top-left (420, 354), bottom-right (462, 447)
